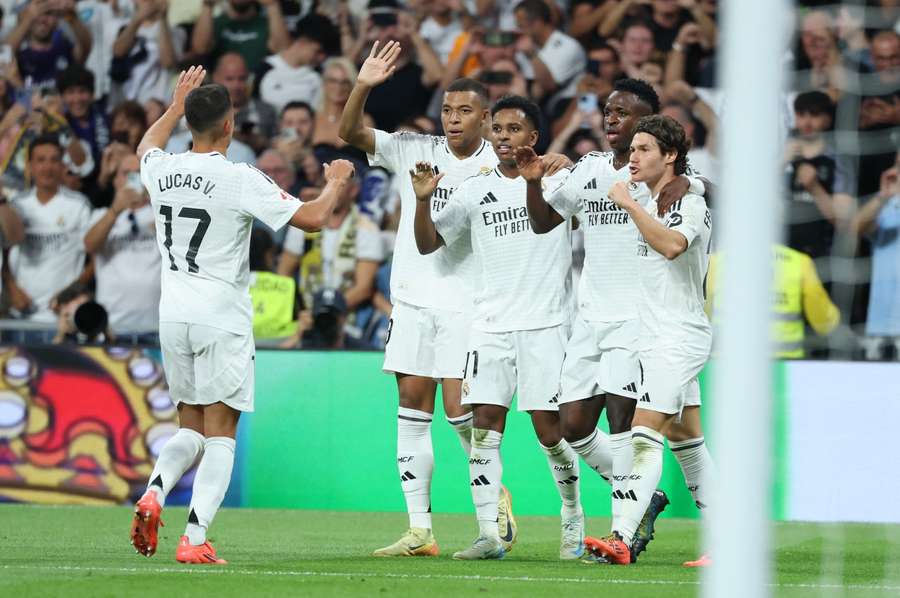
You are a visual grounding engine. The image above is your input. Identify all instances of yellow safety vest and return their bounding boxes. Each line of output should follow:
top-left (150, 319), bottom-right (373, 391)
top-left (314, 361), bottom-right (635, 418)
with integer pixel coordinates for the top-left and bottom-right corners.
top-left (249, 271), bottom-right (297, 339)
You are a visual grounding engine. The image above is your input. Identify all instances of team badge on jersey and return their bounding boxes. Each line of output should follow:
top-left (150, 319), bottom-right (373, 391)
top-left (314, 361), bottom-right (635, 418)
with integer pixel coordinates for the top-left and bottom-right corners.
top-left (462, 381), bottom-right (470, 398)
top-left (480, 167), bottom-right (492, 175)
top-left (57, 216), bottom-right (65, 227)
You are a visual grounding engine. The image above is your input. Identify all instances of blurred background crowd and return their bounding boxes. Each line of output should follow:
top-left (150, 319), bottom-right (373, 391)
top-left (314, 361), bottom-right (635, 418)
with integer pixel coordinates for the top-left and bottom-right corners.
top-left (0, 0), bottom-right (897, 359)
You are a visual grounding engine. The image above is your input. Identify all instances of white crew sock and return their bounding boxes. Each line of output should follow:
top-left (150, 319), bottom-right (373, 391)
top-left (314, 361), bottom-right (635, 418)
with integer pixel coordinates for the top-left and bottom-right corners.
top-left (185, 436), bottom-right (235, 546)
top-left (615, 426), bottom-right (664, 544)
top-left (568, 428), bottom-right (613, 482)
top-left (609, 431), bottom-right (634, 523)
top-left (540, 439), bottom-right (582, 519)
top-left (470, 428), bottom-right (503, 542)
top-left (146, 428), bottom-right (205, 508)
top-left (397, 407), bottom-right (434, 530)
top-left (447, 412), bottom-right (474, 456)
top-left (670, 436), bottom-right (715, 511)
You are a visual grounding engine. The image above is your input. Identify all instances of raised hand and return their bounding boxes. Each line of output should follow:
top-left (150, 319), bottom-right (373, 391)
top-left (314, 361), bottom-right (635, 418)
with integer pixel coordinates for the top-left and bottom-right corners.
top-left (170, 66), bottom-right (207, 116)
top-left (409, 161), bottom-right (444, 201)
top-left (357, 40), bottom-right (402, 89)
top-left (608, 181), bottom-right (634, 210)
top-left (541, 152), bottom-right (573, 176)
top-left (324, 159), bottom-right (356, 183)
top-left (514, 146), bottom-right (545, 182)
top-left (656, 175), bottom-right (690, 216)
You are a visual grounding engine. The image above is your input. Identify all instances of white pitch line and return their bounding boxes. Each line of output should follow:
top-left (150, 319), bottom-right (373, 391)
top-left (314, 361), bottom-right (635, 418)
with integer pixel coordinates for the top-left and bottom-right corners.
top-left (3, 565), bottom-right (900, 592)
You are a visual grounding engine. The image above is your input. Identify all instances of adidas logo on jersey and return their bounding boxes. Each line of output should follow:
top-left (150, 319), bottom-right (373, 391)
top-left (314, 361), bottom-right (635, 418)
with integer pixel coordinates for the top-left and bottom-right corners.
top-left (471, 475), bottom-right (491, 486)
top-left (480, 192), bottom-right (499, 205)
top-left (640, 393), bottom-right (651, 403)
top-left (583, 178), bottom-right (598, 190)
top-left (622, 382), bottom-right (637, 393)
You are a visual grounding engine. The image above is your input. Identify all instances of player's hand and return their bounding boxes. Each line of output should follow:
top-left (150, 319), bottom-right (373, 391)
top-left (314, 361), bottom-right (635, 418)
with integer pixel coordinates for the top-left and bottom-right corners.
top-left (111, 187), bottom-right (142, 215)
top-left (675, 22), bottom-right (702, 47)
top-left (8, 282), bottom-right (32, 313)
top-left (656, 175), bottom-right (691, 217)
top-left (608, 181), bottom-right (634, 209)
top-left (795, 162), bottom-right (819, 191)
top-left (541, 152), bottom-right (573, 176)
top-left (357, 40), bottom-right (402, 89)
top-left (514, 146), bottom-right (544, 182)
top-left (170, 66), bottom-right (206, 117)
top-left (324, 159), bottom-right (355, 183)
top-left (408, 161), bottom-right (444, 202)
top-left (665, 80), bottom-right (697, 106)
top-left (878, 166), bottom-right (899, 200)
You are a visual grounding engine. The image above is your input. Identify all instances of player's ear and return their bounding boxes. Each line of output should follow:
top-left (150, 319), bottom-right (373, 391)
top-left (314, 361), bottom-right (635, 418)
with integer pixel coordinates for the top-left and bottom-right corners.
top-left (528, 128), bottom-right (538, 147)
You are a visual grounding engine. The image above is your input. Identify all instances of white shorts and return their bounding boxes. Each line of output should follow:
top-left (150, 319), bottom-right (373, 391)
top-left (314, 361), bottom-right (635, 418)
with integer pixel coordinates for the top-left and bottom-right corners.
top-left (636, 346), bottom-right (708, 416)
top-left (559, 318), bottom-right (641, 404)
top-left (461, 326), bottom-right (567, 412)
top-left (383, 300), bottom-right (471, 380)
top-left (159, 322), bottom-right (255, 413)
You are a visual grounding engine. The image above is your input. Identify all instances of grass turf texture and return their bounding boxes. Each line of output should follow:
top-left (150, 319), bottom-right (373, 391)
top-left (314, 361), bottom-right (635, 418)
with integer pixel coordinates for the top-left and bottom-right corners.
top-left (1, 506), bottom-right (899, 597)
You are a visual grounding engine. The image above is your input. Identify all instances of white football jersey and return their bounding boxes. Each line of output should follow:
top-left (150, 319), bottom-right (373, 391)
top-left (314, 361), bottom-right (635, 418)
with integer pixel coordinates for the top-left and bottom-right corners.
top-left (434, 168), bottom-right (572, 333)
top-left (140, 148), bottom-right (301, 335)
top-left (368, 129), bottom-right (498, 312)
top-left (9, 187), bottom-right (93, 323)
top-left (636, 193), bottom-right (713, 349)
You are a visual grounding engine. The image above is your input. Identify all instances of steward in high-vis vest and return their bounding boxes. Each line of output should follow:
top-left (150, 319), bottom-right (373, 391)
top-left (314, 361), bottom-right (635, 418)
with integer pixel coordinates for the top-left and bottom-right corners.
top-left (248, 228), bottom-right (298, 340)
top-left (706, 244), bottom-right (840, 358)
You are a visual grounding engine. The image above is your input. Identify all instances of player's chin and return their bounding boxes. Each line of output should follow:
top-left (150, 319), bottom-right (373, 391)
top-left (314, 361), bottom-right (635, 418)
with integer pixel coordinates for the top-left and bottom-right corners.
top-left (629, 167), bottom-right (646, 182)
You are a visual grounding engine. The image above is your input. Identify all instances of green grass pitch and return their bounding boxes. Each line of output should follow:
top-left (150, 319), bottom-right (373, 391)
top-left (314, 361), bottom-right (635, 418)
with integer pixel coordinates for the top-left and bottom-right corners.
top-left (1, 505), bottom-right (899, 597)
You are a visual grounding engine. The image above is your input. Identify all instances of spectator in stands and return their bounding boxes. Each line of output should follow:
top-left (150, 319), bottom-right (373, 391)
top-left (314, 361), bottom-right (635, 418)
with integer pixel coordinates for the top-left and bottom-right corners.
top-left (547, 105), bottom-right (605, 159)
top-left (109, 100), bottom-right (147, 151)
top-left (4, 0), bottom-right (92, 89)
top-left (478, 58), bottom-right (528, 103)
top-left (257, 148), bottom-right (300, 197)
top-left (662, 79), bottom-right (719, 177)
top-left (860, 30), bottom-right (900, 130)
top-left (213, 52), bottom-right (277, 154)
top-left (599, 0), bottom-right (716, 51)
top-left (793, 10), bottom-right (846, 101)
top-left (192, 0), bottom-right (290, 71)
top-left (552, 41), bottom-right (622, 135)
top-left (110, 0), bottom-right (185, 105)
top-left (513, 0), bottom-right (586, 103)
top-left (255, 14), bottom-right (340, 114)
top-left (568, 0), bottom-right (617, 46)
top-left (784, 91), bottom-right (856, 261)
top-left (49, 281), bottom-right (111, 344)
top-left (5, 135), bottom-right (92, 324)
top-left (83, 153), bottom-right (160, 338)
top-left (443, 26), bottom-right (518, 84)
top-left (313, 57), bottom-right (371, 148)
top-left (0, 186), bottom-right (25, 284)
top-left (854, 154), bottom-right (900, 360)
top-left (419, 0), bottom-right (463, 64)
top-left (143, 98), bottom-right (166, 126)
top-left (57, 65), bottom-right (109, 165)
top-left (248, 227), bottom-right (301, 343)
top-left (272, 101), bottom-right (315, 168)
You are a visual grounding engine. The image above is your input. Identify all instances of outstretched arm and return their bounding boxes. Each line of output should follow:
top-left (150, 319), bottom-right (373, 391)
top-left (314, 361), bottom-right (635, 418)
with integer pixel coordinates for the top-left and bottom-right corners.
top-left (410, 161), bottom-right (446, 254)
top-left (137, 66), bottom-right (206, 157)
top-left (338, 40), bottom-right (402, 155)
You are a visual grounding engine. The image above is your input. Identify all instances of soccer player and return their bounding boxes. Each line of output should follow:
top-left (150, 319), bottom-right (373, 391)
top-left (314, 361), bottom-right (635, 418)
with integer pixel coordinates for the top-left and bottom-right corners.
top-left (130, 66), bottom-right (355, 564)
top-left (412, 95), bottom-right (583, 560)
top-left (586, 115), bottom-right (713, 567)
top-left (524, 79), bottom-right (703, 561)
top-left (339, 41), bottom-right (569, 556)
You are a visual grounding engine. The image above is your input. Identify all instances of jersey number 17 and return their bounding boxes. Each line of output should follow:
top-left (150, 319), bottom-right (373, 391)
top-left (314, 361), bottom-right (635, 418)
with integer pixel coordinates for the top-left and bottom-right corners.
top-left (160, 205), bottom-right (212, 273)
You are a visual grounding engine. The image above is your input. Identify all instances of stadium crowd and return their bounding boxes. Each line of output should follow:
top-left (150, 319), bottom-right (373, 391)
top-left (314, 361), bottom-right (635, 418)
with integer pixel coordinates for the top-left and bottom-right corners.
top-left (0, 0), bottom-right (897, 358)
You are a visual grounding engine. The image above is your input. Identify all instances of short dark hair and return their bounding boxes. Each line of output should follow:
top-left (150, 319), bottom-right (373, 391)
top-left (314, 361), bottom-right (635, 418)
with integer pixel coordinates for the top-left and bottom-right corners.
top-left (633, 115), bottom-right (691, 175)
top-left (281, 100), bottom-right (315, 118)
top-left (624, 19), bottom-right (654, 37)
top-left (111, 100), bottom-right (147, 127)
top-left (515, 0), bottom-right (552, 23)
top-left (185, 84), bottom-right (232, 136)
top-left (793, 90), bottom-right (833, 116)
top-left (613, 78), bottom-right (660, 114)
top-left (56, 64), bottom-right (95, 94)
top-left (294, 14), bottom-right (341, 56)
top-left (27, 133), bottom-right (63, 161)
top-left (445, 78), bottom-right (490, 106)
top-left (491, 94), bottom-right (542, 134)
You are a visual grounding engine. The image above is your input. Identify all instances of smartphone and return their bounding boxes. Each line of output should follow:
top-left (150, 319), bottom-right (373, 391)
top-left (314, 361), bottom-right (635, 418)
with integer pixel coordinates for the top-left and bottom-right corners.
top-left (577, 93), bottom-right (598, 113)
top-left (111, 130), bottom-right (130, 144)
top-left (483, 31), bottom-right (518, 47)
top-left (480, 70), bottom-right (513, 85)
top-left (279, 127), bottom-right (298, 141)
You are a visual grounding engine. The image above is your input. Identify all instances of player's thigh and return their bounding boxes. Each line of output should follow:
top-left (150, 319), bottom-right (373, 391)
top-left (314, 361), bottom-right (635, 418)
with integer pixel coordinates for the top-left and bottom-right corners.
top-left (462, 330), bottom-right (516, 412)
top-left (559, 317), bottom-right (605, 404)
top-left (515, 325), bottom-right (567, 413)
top-left (177, 403), bottom-right (204, 435)
top-left (201, 401), bottom-right (242, 439)
top-left (396, 373), bottom-right (438, 413)
top-left (432, 308), bottom-right (472, 380)
top-left (529, 409), bottom-right (563, 447)
top-left (634, 350), bottom-right (688, 431)
top-left (595, 320), bottom-right (641, 400)
top-left (159, 322), bottom-right (196, 406)
top-left (665, 405), bottom-right (703, 442)
top-left (189, 324), bottom-right (256, 414)
top-left (559, 395), bottom-right (606, 442)
top-left (382, 300), bottom-right (436, 379)
top-left (440, 378), bottom-right (470, 419)
top-left (605, 393), bottom-right (637, 434)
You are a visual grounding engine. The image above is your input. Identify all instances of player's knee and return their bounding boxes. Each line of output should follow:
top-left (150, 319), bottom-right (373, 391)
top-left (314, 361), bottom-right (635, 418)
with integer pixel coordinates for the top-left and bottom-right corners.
top-left (559, 410), bottom-right (590, 443)
top-left (536, 427), bottom-right (562, 448)
top-left (397, 386), bottom-right (434, 412)
top-left (606, 410), bottom-right (633, 435)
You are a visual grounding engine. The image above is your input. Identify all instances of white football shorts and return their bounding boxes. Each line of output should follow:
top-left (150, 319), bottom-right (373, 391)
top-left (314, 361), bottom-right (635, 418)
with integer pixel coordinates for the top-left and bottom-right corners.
top-left (159, 322), bottom-right (255, 412)
top-left (382, 300), bottom-right (472, 380)
top-left (559, 317), bottom-right (641, 404)
top-left (636, 340), bottom-right (710, 416)
top-left (461, 325), bottom-right (567, 412)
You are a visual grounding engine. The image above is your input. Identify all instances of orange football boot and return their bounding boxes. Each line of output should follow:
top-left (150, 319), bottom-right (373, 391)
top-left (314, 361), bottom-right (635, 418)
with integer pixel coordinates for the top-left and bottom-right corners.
top-left (683, 554), bottom-right (712, 567)
top-left (131, 491), bottom-right (164, 557)
top-left (176, 536), bottom-right (227, 565)
top-left (584, 533), bottom-right (632, 565)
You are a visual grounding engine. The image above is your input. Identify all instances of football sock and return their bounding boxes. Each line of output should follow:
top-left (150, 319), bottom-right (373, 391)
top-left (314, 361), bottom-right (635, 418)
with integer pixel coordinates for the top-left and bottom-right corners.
top-left (540, 439), bottom-right (581, 519)
top-left (447, 412), bottom-right (474, 456)
top-left (397, 407), bottom-right (434, 530)
top-left (670, 436), bottom-right (715, 511)
top-left (185, 436), bottom-right (235, 546)
top-left (615, 426), bottom-right (664, 544)
top-left (568, 428), bottom-right (613, 482)
top-left (470, 428), bottom-right (503, 541)
top-left (146, 427), bottom-right (205, 508)
top-left (609, 431), bottom-right (634, 523)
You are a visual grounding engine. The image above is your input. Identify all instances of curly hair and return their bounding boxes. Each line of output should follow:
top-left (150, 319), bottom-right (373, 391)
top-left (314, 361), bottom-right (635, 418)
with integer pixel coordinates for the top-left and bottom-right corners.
top-left (633, 115), bottom-right (691, 176)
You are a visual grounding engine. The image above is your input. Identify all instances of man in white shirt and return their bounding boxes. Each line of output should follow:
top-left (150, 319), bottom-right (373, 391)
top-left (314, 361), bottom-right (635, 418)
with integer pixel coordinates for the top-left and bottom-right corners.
top-left (586, 115), bottom-right (714, 568)
top-left (129, 66), bottom-right (355, 565)
top-left (419, 0), bottom-right (462, 63)
top-left (83, 154), bottom-right (161, 337)
top-left (7, 135), bottom-right (92, 324)
top-left (413, 95), bottom-right (583, 561)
